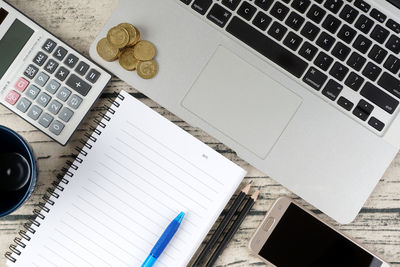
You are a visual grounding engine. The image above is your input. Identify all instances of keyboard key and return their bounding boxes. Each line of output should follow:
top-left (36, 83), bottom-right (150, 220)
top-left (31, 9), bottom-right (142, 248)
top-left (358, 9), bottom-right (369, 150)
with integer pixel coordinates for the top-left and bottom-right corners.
top-left (368, 45), bottom-right (388, 64)
top-left (59, 107), bottom-right (74, 123)
top-left (355, 15), bottom-right (374, 34)
top-left (347, 52), bottom-right (366, 71)
top-left (53, 46), bottom-right (68, 61)
top-left (352, 107), bottom-right (369, 121)
top-left (192, 0), bottom-right (212, 15)
top-left (345, 72), bottom-right (364, 91)
top-left (285, 11), bottom-right (305, 31)
top-left (378, 72), bottom-right (400, 99)
top-left (54, 66), bottom-right (69, 82)
top-left (5, 90), bottom-right (20, 105)
top-left (227, 17), bottom-right (308, 78)
top-left (66, 74), bottom-right (92, 96)
top-left (323, 0), bottom-right (343, 14)
top-left (368, 117), bottom-right (385, 131)
top-left (370, 25), bottom-right (389, 44)
top-left (34, 72), bottom-right (49, 87)
top-left (33, 51), bottom-right (48, 67)
top-left (337, 24), bottom-right (357, 44)
top-left (37, 92), bottom-right (51, 107)
top-left (44, 59), bottom-right (59, 74)
top-left (357, 99), bottom-right (374, 114)
top-left (238, 2), bottom-right (256, 21)
top-left (322, 14), bottom-right (341, 34)
top-left (26, 85), bottom-right (40, 100)
top-left (303, 67), bottom-right (328, 91)
top-left (337, 96), bottom-right (354, 111)
top-left (354, 0), bottom-right (370, 13)
top-left (291, 0), bottom-right (310, 13)
top-left (339, 4), bottom-right (359, 24)
top-left (86, 69), bottom-right (101, 84)
top-left (75, 61), bottom-right (90, 76)
top-left (299, 42), bottom-right (318, 61)
top-left (384, 55), bottom-right (400, 74)
top-left (208, 3), bottom-right (232, 26)
top-left (361, 82), bottom-right (399, 114)
top-left (386, 19), bottom-right (400, 34)
top-left (42, 39), bottom-right (57, 53)
top-left (322, 79), bottom-right (343, 101)
top-left (180, 0), bottom-right (192, 5)
top-left (38, 113), bottom-right (53, 128)
top-left (64, 54), bottom-right (79, 68)
top-left (16, 97), bottom-right (32, 113)
top-left (45, 80), bottom-right (61, 94)
top-left (314, 51), bottom-right (334, 71)
top-left (255, 0), bottom-right (273, 11)
top-left (14, 77), bottom-right (29, 92)
top-left (267, 21), bottom-right (288, 41)
top-left (270, 2), bottom-right (289, 21)
top-left (362, 62), bottom-right (381, 82)
top-left (316, 31), bottom-right (335, 51)
top-left (352, 34), bottom-right (372, 53)
top-left (49, 120), bottom-right (65, 136)
top-left (57, 87), bottom-right (72, 102)
top-left (332, 42), bottom-right (351, 61)
top-left (283, 32), bottom-right (303, 51)
top-left (48, 99), bottom-right (62, 115)
top-left (300, 21), bottom-right (320, 41)
top-left (67, 94), bottom-right (83, 110)
top-left (307, 4), bottom-right (326, 24)
top-left (386, 35), bottom-right (400, 54)
top-left (24, 64), bottom-right (39, 79)
top-left (222, 0), bottom-right (242, 11)
top-left (253, 11), bottom-right (272, 31)
top-left (370, 8), bottom-right (387, 23)
top-left (27, 105), bottom-right (42, 120)
top-left (329, 62), bottom-right (349, 81)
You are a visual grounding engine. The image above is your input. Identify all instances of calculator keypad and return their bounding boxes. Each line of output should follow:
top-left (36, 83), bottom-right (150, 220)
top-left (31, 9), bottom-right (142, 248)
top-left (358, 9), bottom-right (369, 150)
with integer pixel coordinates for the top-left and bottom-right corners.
top-left (66, 74), bottom-right (91, 96)
top-left (53, 46), bottom-right (68, 61)
top-left (33, 52), bottom-right (48, 66)
top-left (14, 78), bottom-right (29, 92)
top-left (64, 54), bottom-right (79, 68)
top-left (26, 85), bottom-right (40, 100)
top-left (34, 72), bottom-right (49, 87)
top-left (55, 66), bottom-right (70, 81)
top-left (42, 39), bottom-right (57, 53)
top-left (24, 65), bottom-right (39, 79)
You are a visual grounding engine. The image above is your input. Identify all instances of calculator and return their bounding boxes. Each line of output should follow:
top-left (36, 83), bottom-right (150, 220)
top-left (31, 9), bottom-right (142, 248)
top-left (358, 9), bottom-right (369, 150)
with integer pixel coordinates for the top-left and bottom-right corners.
top-left (0, 1), bottom-right (112, 145)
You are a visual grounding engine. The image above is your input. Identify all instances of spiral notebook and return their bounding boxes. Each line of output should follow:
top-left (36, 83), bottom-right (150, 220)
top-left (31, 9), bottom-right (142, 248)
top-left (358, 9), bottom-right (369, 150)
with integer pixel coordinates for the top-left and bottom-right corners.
top-left (6, 90), bottom-right (246, 266)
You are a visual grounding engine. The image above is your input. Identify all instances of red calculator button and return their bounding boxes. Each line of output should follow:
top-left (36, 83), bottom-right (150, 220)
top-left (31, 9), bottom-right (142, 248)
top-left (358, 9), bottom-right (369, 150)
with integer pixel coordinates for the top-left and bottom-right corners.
top-left (5, 90), bottom-right (21, 105)
top-left (14, 77), bottom-right (30, 92)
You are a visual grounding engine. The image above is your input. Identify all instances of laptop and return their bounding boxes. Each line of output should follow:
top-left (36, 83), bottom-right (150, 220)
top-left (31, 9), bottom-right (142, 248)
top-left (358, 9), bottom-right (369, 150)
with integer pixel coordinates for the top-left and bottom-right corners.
top-left (89, 0), bottom-right (400, 224)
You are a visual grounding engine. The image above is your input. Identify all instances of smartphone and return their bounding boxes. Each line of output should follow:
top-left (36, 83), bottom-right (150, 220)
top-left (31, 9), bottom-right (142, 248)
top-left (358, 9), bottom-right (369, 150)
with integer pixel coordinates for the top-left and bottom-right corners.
top-left (249, 197), bottom-right (390, 267)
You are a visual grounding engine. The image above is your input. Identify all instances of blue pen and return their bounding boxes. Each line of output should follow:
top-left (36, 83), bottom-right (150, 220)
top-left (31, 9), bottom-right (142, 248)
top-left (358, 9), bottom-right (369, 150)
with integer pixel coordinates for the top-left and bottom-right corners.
top-left (141, 212), bottom-right (185, 267)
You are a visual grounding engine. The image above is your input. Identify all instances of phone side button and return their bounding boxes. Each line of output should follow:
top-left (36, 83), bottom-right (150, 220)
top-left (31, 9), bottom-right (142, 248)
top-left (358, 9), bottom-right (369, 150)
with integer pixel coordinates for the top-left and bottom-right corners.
top-left (263, 217), bottom-right (275, 231)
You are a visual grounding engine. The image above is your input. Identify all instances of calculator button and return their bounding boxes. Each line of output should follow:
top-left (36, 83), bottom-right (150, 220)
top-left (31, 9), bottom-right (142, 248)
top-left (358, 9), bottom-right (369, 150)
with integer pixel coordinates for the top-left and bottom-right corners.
top-left (33, 51), bottom-right (48, 67)
top-left (55, 66), bottom-right (70, 82)
top-left (24, 65), bottom-right (39, 79)
top-left (49, 120), bottom-right (65, 136)
top-left (86, 69), bottom-right (101, 83)
top-left (34, 72), bottom-right (49, 87)
top-left (56, 87), bottom-right (71, 102)
top-left (66, 74), bottom-right (92, 96)
top-left (67, 94), bottom-right (82, 109)
top-left (37, 92), bottom-right (51, 107)
top-left (27, 105), bottom-right (42, 120)
top-left (53, 46), bottom-right (68, 61)
top-left (75, 61), bottom-right (90, 76)
top-left (42, 39), bottom-right (57, 53)
top-left (44, 59), bottom-right (59, 74)
top-left (45, 79), bottom-right (61, 94)
top-left (26, 85), bottom-right (41, 100)
top-left (16, 97), bottom-right (32, 113)
top-left (5, 90), bottom-right (20, 105)
top-left (14, 78), bottom-right (29, 92)
top-left (59, 107), bottom-right (74, 122)
top-left (48, 99), bottom-right (62, 115)
top-left (64, 54), bottom-right (79, 68)
top-left (38, 113), bottom-right (54, 128)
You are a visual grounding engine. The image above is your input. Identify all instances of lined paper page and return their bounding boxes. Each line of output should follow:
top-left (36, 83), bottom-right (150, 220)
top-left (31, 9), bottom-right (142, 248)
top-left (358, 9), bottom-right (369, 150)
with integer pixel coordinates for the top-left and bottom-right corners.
top-left (12, 90), bottom-right (246, 267)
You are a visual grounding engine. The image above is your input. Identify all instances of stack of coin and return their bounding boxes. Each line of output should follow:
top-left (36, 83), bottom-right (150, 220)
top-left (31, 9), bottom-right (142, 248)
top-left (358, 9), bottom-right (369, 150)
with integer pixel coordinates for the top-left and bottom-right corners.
top-left (96, 23), bottom-right (158, 79)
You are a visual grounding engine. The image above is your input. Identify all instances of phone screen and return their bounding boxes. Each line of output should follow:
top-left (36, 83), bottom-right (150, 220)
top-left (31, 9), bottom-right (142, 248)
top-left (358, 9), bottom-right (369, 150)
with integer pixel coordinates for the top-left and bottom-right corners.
top-left (259, 203), bottom-right (383, 267)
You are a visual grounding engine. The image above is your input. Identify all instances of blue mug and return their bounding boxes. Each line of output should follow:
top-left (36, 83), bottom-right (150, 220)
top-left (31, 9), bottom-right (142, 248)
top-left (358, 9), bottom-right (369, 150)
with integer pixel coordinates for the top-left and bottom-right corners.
top-left (0, 125), bottom-right (38, 218)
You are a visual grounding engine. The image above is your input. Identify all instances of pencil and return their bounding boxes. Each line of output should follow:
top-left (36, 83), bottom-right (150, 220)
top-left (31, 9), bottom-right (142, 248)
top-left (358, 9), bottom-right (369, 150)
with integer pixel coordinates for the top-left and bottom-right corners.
top-left (205, 190), bottom-right (260, 267)
top-left (193, 182), bottom-right (252, 266)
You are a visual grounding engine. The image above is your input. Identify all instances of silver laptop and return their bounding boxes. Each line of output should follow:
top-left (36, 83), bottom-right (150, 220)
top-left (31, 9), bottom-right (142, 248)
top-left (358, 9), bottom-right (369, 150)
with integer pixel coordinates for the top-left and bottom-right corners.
top-left (89, 0), bottom-right (400, 223)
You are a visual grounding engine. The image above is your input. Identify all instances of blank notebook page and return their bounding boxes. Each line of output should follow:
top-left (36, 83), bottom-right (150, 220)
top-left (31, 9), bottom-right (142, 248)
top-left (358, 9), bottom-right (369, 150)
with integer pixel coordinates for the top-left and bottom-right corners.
top-left (11, 90), bottom-right (246, 267)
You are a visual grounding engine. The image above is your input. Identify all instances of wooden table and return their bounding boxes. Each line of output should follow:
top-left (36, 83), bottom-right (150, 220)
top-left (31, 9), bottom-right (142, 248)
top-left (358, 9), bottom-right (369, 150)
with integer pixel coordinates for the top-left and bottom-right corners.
top-left (0, 0), bottom-right (399, 266)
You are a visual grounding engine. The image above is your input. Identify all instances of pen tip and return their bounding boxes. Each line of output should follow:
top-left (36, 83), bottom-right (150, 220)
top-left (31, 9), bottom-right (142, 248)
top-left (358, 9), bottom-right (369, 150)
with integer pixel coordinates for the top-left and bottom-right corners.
top-left (176, 212), bottom-right (185, 223)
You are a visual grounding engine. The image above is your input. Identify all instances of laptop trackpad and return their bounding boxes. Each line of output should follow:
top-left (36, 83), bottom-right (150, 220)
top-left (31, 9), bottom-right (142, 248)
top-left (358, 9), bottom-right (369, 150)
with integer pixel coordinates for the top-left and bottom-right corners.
top-left (182, 46), bottom-right (302, 159)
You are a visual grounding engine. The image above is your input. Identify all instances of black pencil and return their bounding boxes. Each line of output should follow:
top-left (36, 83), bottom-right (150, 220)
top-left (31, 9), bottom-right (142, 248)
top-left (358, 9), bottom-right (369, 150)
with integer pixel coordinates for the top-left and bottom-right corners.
top-left (205, 190), bottom-right (260, 267)
top-left (193, 182), bottom-right (252, 266)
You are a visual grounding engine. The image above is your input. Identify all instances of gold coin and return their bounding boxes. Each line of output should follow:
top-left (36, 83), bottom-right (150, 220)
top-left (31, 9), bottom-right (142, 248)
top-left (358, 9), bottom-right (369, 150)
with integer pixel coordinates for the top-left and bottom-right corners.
top-left (133, 41), bottom-right (156, 61)
top-left (137, 60), bottom-right (158, 79)
top-left (96, 38), bottom-right (119, 61)
top-left (119, 48), bottom-right (138, 71)
top-left (118, 23), bottom-right (140, 46)
top-left (107, 26), bottom-right (129, 49)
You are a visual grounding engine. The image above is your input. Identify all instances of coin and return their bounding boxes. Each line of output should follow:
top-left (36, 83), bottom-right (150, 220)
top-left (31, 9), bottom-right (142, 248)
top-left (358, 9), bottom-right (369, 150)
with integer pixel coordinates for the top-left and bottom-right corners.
top-left (137, 60), bottom-right (158, 79)
top-left (107, 26), bottom-right (129, 49)
top-left (133, 41), bottom-right (156, 61)
top-left (118, 23), bottom-right (140, 46)
top-left (119, 48), bottom-right (138, 71)
top-left (96, 38), bottom-right (120, 61)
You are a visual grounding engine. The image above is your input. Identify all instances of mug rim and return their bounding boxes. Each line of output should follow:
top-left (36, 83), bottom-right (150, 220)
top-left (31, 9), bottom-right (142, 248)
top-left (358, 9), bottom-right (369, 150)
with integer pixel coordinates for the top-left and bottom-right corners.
top-left (0, 125), bottom-right (36, 217)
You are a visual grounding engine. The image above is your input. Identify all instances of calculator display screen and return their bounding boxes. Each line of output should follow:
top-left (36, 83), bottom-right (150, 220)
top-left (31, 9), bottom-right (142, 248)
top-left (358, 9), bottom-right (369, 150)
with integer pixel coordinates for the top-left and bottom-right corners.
top-left (0, 19), bottom-right (34, 79)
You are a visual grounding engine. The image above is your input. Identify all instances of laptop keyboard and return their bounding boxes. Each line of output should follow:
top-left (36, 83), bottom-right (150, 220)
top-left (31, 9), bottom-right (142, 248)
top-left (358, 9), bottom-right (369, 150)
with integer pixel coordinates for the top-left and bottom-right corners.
top-left (179, 0), bottom-right (400, 134)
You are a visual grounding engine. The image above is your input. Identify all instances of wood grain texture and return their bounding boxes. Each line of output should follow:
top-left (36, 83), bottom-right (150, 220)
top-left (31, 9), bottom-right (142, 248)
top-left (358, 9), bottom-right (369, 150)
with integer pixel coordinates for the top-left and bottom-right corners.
top-left (0, 0), bottom-right (399, 266)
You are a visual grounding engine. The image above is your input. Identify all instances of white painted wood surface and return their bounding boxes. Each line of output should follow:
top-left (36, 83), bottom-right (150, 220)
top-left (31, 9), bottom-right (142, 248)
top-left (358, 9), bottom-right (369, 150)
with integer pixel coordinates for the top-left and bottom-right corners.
top-left (0, 1), bottom-right (399, 266)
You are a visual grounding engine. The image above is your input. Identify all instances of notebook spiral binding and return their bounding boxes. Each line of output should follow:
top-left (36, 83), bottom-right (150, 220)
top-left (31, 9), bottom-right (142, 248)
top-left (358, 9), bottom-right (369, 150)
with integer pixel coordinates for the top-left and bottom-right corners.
top-left (5, 93), bottom-right (125, 263)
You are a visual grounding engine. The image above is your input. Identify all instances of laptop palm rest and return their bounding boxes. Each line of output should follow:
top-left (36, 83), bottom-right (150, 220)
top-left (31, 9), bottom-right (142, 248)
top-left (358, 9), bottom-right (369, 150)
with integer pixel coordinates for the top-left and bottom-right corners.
top-left (182, 46), bottom-right (303, 159)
